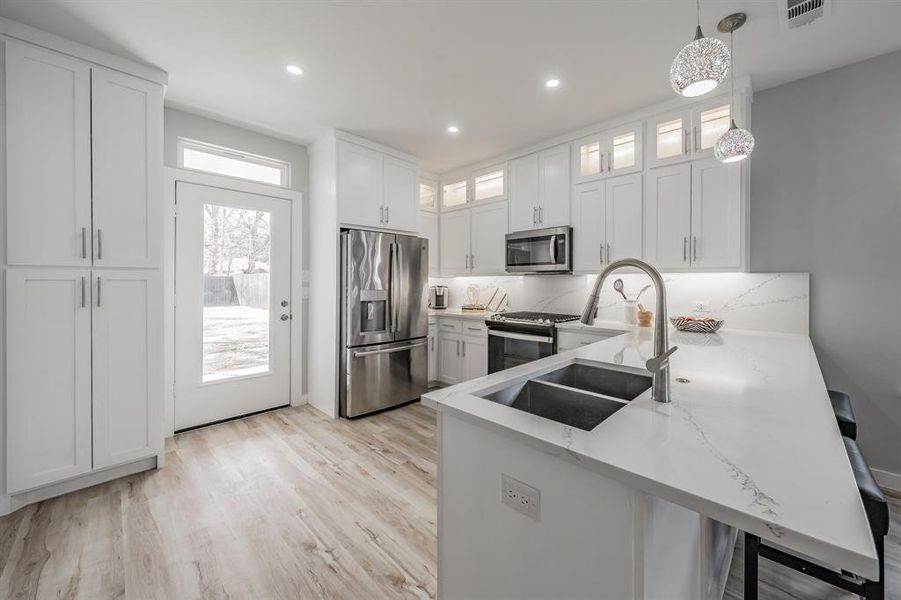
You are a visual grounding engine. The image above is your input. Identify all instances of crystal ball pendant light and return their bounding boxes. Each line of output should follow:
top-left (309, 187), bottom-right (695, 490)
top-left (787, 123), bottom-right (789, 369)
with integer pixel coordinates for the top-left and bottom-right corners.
top-left (714, 13), bottom-right (755, 163)
top-left (670, 0), bottom-right (730, 97)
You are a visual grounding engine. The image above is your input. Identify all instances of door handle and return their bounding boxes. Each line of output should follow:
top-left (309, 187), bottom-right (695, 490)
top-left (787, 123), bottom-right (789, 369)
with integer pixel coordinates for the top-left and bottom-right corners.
top-left (694, 127), bottom-right (700, 153)
top-left (81, 227), bottom-right (87, 259)
top-left (81, 276), bottom-right (86, 308)
top-left (549, 235), bottom-right (557, 264)
top-left (607, 151), bottom-right (613, 172)
top-left (461, 340), bottom-right (466, 357)
top-left (470, 254), bottom-right (475, 271)
top-left (456, 340), bottom-right (460, 356)
top-left (379, 206), bottom-right (383, 223)
top-left (96, 276), bottom-right (101, 307)
top-left (96, 228), bottom-right (102, 260)
top-left (606, 242), bottom-right (611, 263)
top-left (683, 129), bottom-right (689, 155)
top-left (683, 237), bottom-right (688, 262)
top-left (693, 236), bottom-right (698, 261)
top-left (385, 206), bottom-right (389, 223)
top-left (533, 206), bottom-right (537, 225)
top-left (600, 242), bottom-right (604, 265)
top-left (539, 206), bottom-right (543, 223)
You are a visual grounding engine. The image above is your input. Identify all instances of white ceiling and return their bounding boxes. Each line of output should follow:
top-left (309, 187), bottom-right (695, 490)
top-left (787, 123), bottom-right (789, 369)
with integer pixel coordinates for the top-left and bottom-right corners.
top-left (2, 0), bottom-right (901, 174)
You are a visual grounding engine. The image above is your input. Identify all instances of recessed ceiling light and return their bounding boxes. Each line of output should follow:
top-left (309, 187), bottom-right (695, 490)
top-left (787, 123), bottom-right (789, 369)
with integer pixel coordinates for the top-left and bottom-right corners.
top-left (545, 79), bottom-right (561, 88)
top-left (447, 125), bottom-right (460, 134)
top-left (286, 64), bottom-right (303, 76)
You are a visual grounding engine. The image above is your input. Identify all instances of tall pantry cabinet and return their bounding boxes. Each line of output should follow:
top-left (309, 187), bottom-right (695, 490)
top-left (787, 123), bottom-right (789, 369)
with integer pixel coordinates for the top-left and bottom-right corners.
top-left (4, 40), bottom-right (164, 494)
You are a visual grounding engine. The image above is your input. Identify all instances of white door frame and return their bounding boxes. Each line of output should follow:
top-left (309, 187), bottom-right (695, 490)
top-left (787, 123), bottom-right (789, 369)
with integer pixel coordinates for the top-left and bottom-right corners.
top-left (163, 167), bottom-right (304, 437)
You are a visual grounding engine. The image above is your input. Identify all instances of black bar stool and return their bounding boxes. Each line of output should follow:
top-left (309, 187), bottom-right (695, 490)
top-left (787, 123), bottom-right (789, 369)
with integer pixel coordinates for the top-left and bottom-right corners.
top-left (744, 436), bottom-right (888, 599)
top-left (828, 389), bottom-right (857, 439)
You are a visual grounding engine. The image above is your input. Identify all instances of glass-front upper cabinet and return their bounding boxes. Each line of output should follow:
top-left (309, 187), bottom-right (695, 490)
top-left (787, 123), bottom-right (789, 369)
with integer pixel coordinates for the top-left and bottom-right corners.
top-left (442, 179), bottom-right (468, 210)
top-left (691, 96), bottom-right (734, 159)
top-left (573, 121), bottom-right (643, 182)
top-left (647, 109), bottom-right (692, 169)
top-left (472, 164), bottom-right (506, 203)
top-left (419, 178), bottom-right (437, 212)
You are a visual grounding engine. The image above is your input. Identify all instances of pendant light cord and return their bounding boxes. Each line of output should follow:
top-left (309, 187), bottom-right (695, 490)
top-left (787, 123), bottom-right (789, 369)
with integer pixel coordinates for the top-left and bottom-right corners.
top-left (730, 30), bottom-right (737, 128)
top-left (696, 0), bottom-right (701, 27)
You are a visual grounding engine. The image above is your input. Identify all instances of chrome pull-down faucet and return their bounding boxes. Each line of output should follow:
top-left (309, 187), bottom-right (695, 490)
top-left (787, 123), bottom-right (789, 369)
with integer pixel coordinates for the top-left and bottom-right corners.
top-left (580, 258), bottom-right (678, 403)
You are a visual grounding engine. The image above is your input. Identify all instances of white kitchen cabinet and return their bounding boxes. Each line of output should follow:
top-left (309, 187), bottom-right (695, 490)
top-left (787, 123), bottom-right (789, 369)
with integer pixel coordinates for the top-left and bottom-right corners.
top-left (510, 145), bottom-right (570, 230)
top-left (470, 202), bottom-right (508, 274)
top-left (690, 99), bottom-right (733, 160)
top-left (509, 153), bottom-right (540, 230)
top-left (573, 173), bottom-right (642, 271)
top-left (646, 109), bottom-right (693, 169)
top-left (439, 210), bottom-right (470, 276)
top-left (418, 210), bottom-right (440, 276)
top-left (337, 140), bottom-right (383, 228)
top-left (5, 42), bottom-right (92, 268)
top-left (438, 332), bottom-right (464, 385)
top-left (382, 154), bottom-right (418, 231)
top-left (573, 122), bottom-right (643, 184)
top-left (92, 271), bottom-right (162, 469)
top-left (645, 163), bottom-right (692, 270)
top-left (6, 269), bottom-right (93, 494)
top-left (537, 144), bottom-right (571, 227)
top-left (91, 67), bottom-right (163, 269)
top-left (428, 320), bottom-right (438, 382)
top-left (690, 159), bottom-right (742, 269)
top-left (461, 323), bottom-right (488, 379)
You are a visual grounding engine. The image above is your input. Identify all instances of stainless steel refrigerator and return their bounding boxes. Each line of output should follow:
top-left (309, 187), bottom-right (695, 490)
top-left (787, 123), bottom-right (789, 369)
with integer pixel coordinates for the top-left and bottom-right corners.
top-left (339, 229), bottom-right (429, 417)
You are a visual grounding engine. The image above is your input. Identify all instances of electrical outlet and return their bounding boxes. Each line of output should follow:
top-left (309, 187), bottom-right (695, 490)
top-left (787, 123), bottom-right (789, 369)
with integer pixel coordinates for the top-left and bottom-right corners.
top-left (501, 474), bottom-right (540, 520)
top-left (694, 300), bottom-right (711, 312)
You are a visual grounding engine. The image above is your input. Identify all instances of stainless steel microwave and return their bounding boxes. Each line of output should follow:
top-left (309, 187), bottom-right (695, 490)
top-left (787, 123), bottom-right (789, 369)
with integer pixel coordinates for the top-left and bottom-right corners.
top-left (505, 226), bottom-right (572, 274)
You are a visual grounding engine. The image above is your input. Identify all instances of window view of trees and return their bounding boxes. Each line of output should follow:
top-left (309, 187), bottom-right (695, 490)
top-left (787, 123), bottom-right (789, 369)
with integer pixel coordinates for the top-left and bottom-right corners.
top-left (203, 204), bottom-right (271, 275)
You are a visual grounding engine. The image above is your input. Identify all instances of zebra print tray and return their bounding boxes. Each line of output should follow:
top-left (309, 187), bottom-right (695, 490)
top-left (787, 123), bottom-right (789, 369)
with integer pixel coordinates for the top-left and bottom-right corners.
top-left (670, 317), bottom-right (724, 333)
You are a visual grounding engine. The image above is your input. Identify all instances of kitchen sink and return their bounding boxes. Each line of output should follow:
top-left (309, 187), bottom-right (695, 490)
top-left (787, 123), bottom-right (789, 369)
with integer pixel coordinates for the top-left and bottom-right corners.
top-left (480, 363), bottom-right (652, 431)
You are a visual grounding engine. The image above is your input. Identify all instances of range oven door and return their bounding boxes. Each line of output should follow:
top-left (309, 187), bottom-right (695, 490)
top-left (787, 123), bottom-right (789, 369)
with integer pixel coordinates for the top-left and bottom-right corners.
top-left (505, 226), bottom-right (572, 274)
top-left (487, 329), bottom-right (555, 374)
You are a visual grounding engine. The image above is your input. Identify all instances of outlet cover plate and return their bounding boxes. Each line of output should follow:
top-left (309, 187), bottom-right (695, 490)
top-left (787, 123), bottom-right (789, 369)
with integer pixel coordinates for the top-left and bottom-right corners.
top-left (501, 473), bottom-right (541, 520)
top-left (694, 300), bottom-right (711, 312)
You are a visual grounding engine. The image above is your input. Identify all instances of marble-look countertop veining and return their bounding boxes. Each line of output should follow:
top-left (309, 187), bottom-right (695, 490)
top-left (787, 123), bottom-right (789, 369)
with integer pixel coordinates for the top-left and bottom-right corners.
top-left (428, 308), bottom-right (493, 321)
top-left (422, 327), bottom-right (879, 579)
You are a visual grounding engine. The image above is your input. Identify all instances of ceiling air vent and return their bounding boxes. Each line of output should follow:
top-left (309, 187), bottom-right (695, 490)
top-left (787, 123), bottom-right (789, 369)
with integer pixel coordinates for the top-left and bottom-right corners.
top-left (782, 0), bottom-right (832, 29)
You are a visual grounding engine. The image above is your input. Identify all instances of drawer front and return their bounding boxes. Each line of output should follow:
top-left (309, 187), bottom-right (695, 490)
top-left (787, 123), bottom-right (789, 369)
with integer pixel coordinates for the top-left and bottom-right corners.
top-left (462, 321), bottom-right (487, 337)
top-left (557, 330), bottom-right (613, 352)
top-left (438, 318), bottom-right (462, 333)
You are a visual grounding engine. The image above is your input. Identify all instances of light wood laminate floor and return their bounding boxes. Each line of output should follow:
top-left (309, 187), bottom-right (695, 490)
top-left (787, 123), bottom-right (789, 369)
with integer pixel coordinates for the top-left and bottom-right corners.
top-left (1, 402), bottom-right (898, 599)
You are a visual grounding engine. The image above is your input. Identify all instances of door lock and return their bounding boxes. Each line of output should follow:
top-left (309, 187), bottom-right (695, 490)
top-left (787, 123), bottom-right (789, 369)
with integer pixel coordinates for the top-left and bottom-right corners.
top-left (280, 314), bottom-right (290, 321)
top-left (281, 300), bottom-right (289, 307)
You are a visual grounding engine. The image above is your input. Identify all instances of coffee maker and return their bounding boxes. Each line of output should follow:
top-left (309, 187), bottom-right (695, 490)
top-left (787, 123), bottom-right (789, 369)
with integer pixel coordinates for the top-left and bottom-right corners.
top-left (429, 285), bottom-right (448, 309)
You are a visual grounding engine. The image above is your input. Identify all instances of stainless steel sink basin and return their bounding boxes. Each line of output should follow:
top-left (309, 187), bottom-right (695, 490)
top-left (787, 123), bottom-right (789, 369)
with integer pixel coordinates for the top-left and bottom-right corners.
top-left (535, 363), bottom-right (651, 401)
top-left (480, 363), bottom-right (652, 431)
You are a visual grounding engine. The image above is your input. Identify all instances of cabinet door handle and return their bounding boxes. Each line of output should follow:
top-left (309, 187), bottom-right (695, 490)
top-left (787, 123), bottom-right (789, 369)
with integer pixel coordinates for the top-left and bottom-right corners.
top-left (599, 242), bottom-right (604, 265)
top-left (607, 151), bottom-right (612, 173)
top-left (81, 227), bottom-right (87, 259)
top-left (81, 276), bottom-right (86, 308)
top-left (385, 206), bottom-right (389, 223)
top-left (693, 236), bottom-right (698, 261)
top-left (694, 127), bottom-right (700, 153)
top-left (683, 129), bottom-right (689, 155)
top-left (96, 228), bottom-right (102, 260)
top-left (533, 206), bottom-right (537, 225)
top-left (470, 254), bottom-right (475, 270)
top-left (96, 276), bottom-right (102, 307)
top-left (683, 237), bottom-right (688, 262)
top-left (606, 242), bottom-right (611, 262)
top-left (539, 206), bottom-right (543, 223)
top-left (430, 336), bottom-right (434, 351)
top-left (461, 340), bottom-right (466, 357)
top-left (456, 340), bottom-right (460, 356)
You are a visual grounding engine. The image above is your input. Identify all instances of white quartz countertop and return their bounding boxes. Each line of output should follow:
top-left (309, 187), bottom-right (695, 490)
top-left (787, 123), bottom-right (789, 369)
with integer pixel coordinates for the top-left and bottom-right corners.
top-left (422, 327), bottom-right (879, 579)
top-left (428, 308), bottom-right (493, 321)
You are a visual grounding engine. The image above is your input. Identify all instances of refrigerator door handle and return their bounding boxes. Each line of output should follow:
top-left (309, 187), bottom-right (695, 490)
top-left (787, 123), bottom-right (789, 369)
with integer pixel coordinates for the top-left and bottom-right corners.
top-left (390, 241), bottom-right (401, 333)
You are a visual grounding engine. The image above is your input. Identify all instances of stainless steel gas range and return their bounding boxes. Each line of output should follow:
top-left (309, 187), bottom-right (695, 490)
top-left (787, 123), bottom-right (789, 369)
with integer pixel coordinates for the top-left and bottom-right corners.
top-left (485, 311), bottom-right (580, 374)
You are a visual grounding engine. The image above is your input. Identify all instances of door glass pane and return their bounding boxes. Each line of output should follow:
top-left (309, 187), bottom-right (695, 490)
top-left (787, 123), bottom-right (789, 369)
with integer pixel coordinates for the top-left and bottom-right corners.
top-left (656, 117), bottom-right (684, 160)
top-left (474, 169), bottom-right (504, 201)
top-left (202, 204), bottom-right (271, 382)
top-left (443, 180), bottom-right (467, 208)
top-left (580, 142), bottom-right (600, 177)
top-left (700, 104), bottom-right (731, 149)
top-left (612, 132), bottom-right (635, 169)
top-left (419, 182), bottom-right (436, 209)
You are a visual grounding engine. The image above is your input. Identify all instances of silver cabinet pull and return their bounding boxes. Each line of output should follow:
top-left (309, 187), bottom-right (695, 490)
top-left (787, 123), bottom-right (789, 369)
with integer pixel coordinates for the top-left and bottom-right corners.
top-left (353, 340), bottom-right (427, 358)
top-left (81, 276), bottom-right (86, 308)
top-left (385, 206), bottom-right (389, 223)
top-left (693, 236), bottom-right (698, 261)
top-left (683, 129), bottom-right (689, 155)
top-left (470, 254), bottom-right (475, 270)
top-left (683, 237), bottom-right (688, 262)
top-left (379, 206), bottom-right (384, 223)
top-left (606, 242), bottom-right (611, 262)
top-left (456, 339), bottom-right (460, 356)
top-left (96, 276), bottom-right (101, 307)
top-left (81, 228), bottom-right (87, 259)
top-left (429, 336), bottom-right (434, 352)
top-left (96, 228), bottom-right (102, 260)
top-left (461, 340), bottom-right (466, 357)
top-left (599, 242), bottom-right (604, 265)
top-left (532, 206), bottom-right (537, 225)
top-left (694, 127), bottom-right (700, 153)
top-left (539, 206), bottom-right (543, 223)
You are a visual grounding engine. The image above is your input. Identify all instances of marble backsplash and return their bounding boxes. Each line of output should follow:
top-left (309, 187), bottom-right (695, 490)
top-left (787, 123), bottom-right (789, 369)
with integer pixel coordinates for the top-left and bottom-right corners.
top-left (429, 272), bottom-right (810, 334)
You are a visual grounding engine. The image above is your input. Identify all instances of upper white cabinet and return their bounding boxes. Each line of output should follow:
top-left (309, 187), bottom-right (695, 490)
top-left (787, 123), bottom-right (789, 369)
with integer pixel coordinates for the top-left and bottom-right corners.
top-left (573, 121), bottom-right (643, 183)
top-left (646, 95), bottom-right (736, 168)
top-left (572, 173), bottom-right (643, 272)
top-left (338, 139), bottom-right (418, 232)
top-left (420, 179), bottom-right (438, 212)
top-left (439, 202), bottom-right (508, 276)
top-left (92, 270), bottom-right (162, 469)
top-left (6, 42), bottom-right (92, 267)
top-left (442, 178), bottom-right (469, 211)
top-left (337, 140), bottom-right (383, 228)
top-left (472, 165), bottom-right (506, 203)
top-left (6, 269), bottom-right (93, 493)
top-left (418, 210), bottom-right (440, 276)
top-left (509, 144), bottom-right (570, 231)
top-left (645, 159), bottom-right (741, 271)
top-left (92, 68), bottom-right (163, 268)
top-left (691, 99), bottom-right (734, 161)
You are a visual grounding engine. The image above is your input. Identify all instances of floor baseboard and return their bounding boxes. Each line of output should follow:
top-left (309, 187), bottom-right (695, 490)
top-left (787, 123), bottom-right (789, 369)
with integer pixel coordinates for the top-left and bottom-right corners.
top-left (872, 467), bottom-right (901, 495)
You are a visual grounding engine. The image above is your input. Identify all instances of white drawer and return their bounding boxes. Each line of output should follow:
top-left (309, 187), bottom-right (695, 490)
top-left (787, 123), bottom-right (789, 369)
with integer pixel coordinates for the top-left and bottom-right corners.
top-left (462, 322), bottom-right (487, 336)
top-left (438, 318), bottom-right (462, 333)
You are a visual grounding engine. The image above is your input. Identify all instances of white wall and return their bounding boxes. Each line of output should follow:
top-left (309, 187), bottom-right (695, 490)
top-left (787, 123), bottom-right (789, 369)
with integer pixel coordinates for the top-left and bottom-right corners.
top-left (749, 50), bottom-right (901, 482)
top-left (163, 107), bottom-right (311, 396)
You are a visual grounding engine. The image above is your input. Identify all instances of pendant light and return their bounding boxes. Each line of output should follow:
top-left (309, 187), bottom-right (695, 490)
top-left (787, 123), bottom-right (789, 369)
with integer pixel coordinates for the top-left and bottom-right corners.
top-left (669, 0), bottom-right (731, 97)
top-left (714, 13), bottom-right (755, 164)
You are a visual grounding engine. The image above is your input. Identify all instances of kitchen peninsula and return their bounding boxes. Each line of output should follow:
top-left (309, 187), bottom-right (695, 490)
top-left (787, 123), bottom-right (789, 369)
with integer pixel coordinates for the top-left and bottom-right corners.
top-left (422, 325), bottom-right (878, 599)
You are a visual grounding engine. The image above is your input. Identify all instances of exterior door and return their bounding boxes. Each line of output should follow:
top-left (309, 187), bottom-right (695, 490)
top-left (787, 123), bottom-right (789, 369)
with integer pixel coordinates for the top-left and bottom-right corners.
top-left (91, 67), bottom-right (163, 268)
top-left (645, 163), bottom-right (692, 270)
top-left (6, 269), bottom-right (92, 493)
top-left (92, 270), bottom-right (162, 468)
top-left (5, 41), bottom-right (91, 267)
top-left (174, 182), bottom-right (292, 430)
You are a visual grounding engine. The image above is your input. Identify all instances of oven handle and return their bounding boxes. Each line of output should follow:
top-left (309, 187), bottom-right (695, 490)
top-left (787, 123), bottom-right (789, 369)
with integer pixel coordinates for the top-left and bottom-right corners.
top-left (488, 330), bottom-right (554, 344)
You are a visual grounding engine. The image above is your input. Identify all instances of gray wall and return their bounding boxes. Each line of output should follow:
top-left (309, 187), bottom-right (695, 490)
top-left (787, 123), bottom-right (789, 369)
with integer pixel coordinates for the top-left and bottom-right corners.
top-left (751, 50), bottom-right (901, 477)
top-left (164, 107), bottom-right (310, 394)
